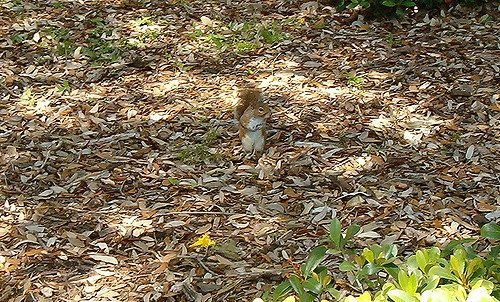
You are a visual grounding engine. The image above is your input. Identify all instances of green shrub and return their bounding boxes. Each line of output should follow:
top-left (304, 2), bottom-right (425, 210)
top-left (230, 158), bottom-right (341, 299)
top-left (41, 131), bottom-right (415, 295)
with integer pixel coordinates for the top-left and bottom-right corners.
top-left (334, 0), bottom-right (488, 18)
top-left (334, 0), bottom-right (416, 18)
top-left (187, 19), bottom-right (287, 54)
top-left (258, 220), bottom-right (500, 302)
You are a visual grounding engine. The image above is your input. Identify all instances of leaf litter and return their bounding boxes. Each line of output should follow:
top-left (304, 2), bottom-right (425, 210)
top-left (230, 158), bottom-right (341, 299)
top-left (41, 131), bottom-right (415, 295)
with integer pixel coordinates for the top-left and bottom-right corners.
top-left (0, 0), bottom-right (499, 301)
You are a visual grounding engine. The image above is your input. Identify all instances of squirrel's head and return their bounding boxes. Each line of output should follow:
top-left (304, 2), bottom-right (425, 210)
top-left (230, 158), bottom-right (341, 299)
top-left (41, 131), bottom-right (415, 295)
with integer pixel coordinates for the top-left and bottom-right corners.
top-left (255, 102), bottom-right (271, 119)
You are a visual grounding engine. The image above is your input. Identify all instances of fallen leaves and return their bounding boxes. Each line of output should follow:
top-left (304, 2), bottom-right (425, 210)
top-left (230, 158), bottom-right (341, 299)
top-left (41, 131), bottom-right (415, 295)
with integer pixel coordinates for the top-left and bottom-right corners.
top-left (89, 254), bottom-right (119, 265)
top-left (1, 0), bottom-right (499, 301)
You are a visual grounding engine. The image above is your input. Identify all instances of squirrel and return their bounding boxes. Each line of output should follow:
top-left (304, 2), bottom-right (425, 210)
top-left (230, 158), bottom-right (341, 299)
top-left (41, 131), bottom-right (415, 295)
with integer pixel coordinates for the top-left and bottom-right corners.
top-left (234, 88), bottom-right (271, 157)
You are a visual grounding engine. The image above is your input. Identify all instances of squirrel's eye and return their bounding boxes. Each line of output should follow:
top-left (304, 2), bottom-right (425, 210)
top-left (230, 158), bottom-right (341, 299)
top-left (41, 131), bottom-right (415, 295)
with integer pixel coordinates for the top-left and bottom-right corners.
top-left (258, 107), bottom-right (264, 113)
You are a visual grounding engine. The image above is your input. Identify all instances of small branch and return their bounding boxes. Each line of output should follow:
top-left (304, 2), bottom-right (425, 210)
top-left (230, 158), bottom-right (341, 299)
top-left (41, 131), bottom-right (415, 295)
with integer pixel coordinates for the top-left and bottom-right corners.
top-left (332, 191), bottom-right (370, 203)
top-left (0, 83), bottom-right (19, 98)
top-left (159, 211), bottom-right (236, 216)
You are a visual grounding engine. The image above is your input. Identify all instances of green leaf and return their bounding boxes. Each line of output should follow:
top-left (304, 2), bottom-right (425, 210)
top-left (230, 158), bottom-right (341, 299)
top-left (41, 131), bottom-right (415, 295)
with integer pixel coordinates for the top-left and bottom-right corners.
top-left (282, 296), bottom-right (296, 302)
top-left (362, 248), bottom-right (375, 263)
top-left (398, 270), bottom-right (418, 294)
top-left (344, 296), bottom-right (358, 302)
top-left (416, 250), bottom-right (428, 272)
top-left (360, 263), bottom-right (379, 276)
top-left (384, 263), bottom-right (400, 280)
top-left (420, 288), bottom-right (455, 302)
top-left (272, 280), bottom-right (292, 301)
top-left (345, 224), bottom-right (361, 242)
top-left (401, 0), bottom-right (416, 6)
top-left (339, 261), bottom-right (357, 272)
top-left (346, 2), bottom-right (358, 9)
top-left (397, 270), bottom-right (409, 291)
top-left (301, 246), bottom-right (327, 278)
top-left (387, 289), bottom-right (419, 302)
top-left (428, 266), bottom-right (459, 282)
top-left (421, 275), bottom-right (440, 292)
top-left (327, 287), bottom-right (341, 299)
top-left (320, 274), bottom-right (333, 288)
top-left (442, 239), bottom-right (475, 257)
top-left (407, 255), bottom-right (419, 273)
top-left (450, 255), bottom-right (465, 278)
top-left (381, 0), bottom-right (396, 6)
top-left (298, 292), bottom-right (315, 302)
top-left (329, 219), bottom-right (342, 248)
top-left (289, 275), bottom-right (305, 297)
top-left (352, 292), bottom-right (372, 302)
top-left (467, 287), bottom-right (496, 302)
top-left (408, 273), bottom-right (418, 294)
top-left (381, 244), bottom-right (398, 263)
top-left (465, 257), bottom-right (484, 281)
top-left (303, 277), bottom-right (322, 295)
top-left (471, 279), bottom-right (495, 292)
top-left (481, 222), bottom-right (500, 240)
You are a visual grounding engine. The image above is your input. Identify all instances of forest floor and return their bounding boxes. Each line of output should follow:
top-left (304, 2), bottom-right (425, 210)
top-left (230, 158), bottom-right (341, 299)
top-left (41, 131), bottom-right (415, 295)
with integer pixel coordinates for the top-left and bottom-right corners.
top-left (0, 0), bottom-right (499, 301)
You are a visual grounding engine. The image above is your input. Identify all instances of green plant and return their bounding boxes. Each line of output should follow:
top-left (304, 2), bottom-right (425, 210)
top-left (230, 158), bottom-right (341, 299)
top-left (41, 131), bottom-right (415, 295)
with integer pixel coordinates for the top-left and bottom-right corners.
top-left (258, 22), bottom-right (285, 44)
top-left (10, 33), bottom-right (28, 45)
top-left (188, 19), bottom-right (287, 54)
top-left (188, 28), bottom-right (204, 39)
top-left (206, 33), bottom-right (226, 49)
top-left (56, 40), bottom-right (76, 57)
top-left (57, 80), bottom-right (71, 93)
top-left (83, 18), bottom-right (123, 65)
top-left (84, 38), bottom-right (121, 64)
top-left (50, 1), bottom-right (64, 8)
top-left (132, 16), bottom-right (154, 27)
top-left (234, 40), bottom-right (258, 53)
top-left (381, 0), bottom-right (416, 17)
top-left (414, 0), bottom-right (443, 9)
top-left (178, 144), bottom-right (211, 164)
top-left (385, 33), bottom-right (402, 48)
top-left (339, 132), bottom-right (349, 143)
top-left (204, 128), bottom-right (220, 145)
top-left (166, 177), bottom-right (179, 185)
top-left (178, 128), bottom-right (221, 164)
top-left (347, 0), bottom-right (371, 9)
top-left (262, 246), bottom-right (339, 302)
top-left (335, 0), bottom-right (416, 18)
top-left (347, 73), bottom-right (364, 89)
top-left (283, 17), bottom-right (306, 30)
top-left (46, 28), bottom-right (70, 41)
top-left (42, 27), bottom-right (76, 57)
top-left (479, 14), bottom-right (493, 24)
top-left (19, 88), bottom-right (36, 106)
top-left (138, 29), bottom-right (160, 42)
top-left (260, 220), bottom-right (500, 302)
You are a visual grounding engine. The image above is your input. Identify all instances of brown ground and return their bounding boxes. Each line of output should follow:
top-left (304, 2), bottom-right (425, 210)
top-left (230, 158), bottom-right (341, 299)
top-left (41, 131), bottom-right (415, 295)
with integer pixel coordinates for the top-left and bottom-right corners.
top-left (0, 0), bottom-right (499, 301)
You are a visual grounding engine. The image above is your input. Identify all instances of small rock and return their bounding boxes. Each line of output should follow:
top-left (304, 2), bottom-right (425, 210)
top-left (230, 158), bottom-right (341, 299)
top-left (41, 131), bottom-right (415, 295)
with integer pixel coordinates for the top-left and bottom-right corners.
top-left (451, 84), bottom-right (474, 97)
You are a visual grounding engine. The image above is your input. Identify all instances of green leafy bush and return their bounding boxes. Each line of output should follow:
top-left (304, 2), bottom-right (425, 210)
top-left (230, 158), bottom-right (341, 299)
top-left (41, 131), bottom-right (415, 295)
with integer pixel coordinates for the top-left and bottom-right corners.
top-left (333, 0), bottom-right (488, 18)
top-left (333, 0), bottom-right (487, 18)
top-left (187, 18), bottom-right (286, 54)
top-left (258, 220), bottom-right (500, 302)
top-left (334, 0), bottom-right (417, 18)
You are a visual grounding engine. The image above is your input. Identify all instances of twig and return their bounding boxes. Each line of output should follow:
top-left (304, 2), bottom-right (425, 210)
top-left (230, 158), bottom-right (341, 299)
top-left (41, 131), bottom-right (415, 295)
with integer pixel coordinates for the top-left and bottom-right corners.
top-left (331, 191), bottom-right (370, 203)
top-left (196, 258), bottom-right (217, 275)
top-left (0, 83), bottom-right (18, 97)
top-left (158, 211), bottom-right (236, 216)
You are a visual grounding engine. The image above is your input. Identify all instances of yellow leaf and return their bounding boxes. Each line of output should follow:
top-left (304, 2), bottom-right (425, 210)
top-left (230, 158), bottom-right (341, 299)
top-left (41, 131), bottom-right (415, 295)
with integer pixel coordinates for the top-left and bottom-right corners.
top-left (189, 234), bottom-right (215, 248)
top-left (283, 296), bottom-right (296, 302)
